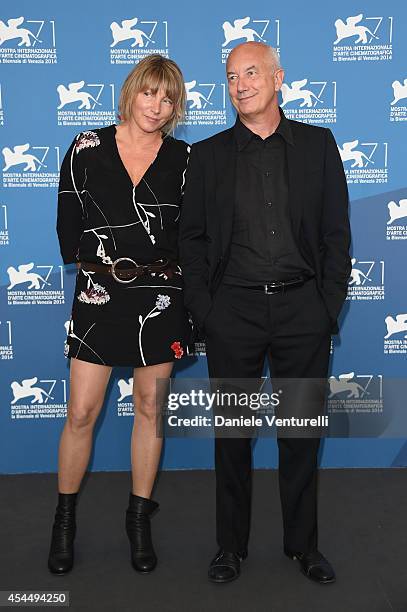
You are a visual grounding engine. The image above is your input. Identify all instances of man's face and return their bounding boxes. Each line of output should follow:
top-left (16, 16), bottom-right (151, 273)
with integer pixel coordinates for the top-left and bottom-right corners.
top-left (226, 45), bottom-right (284, 120)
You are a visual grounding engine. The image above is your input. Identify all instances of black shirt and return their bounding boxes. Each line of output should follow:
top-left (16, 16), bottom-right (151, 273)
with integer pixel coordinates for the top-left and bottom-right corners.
top-left (223, 111), bottom-right (314, 285)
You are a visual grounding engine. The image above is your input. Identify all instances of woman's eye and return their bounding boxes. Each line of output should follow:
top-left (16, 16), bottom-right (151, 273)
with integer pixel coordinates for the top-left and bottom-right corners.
top-left (164, 98), bottom-right (173, 105)
top-left (144, 91), bottom-right (152, 96)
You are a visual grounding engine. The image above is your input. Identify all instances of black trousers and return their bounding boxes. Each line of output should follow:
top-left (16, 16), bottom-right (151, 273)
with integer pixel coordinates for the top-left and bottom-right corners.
top-left (204, 278), bottom-right (332, 554)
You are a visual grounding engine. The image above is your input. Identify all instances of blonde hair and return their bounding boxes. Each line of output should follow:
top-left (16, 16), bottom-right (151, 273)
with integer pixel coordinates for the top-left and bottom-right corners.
top-left (118, 54), bottom-right (186, 134)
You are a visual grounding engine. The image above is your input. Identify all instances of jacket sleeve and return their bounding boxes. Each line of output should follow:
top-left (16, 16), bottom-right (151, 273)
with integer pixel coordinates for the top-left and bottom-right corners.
top-left (320, 128), bottom-right (351, 323)
top-left (56, 135), bottom-right (86, 264)
top-left (179, 143), bottom-right (212, 329)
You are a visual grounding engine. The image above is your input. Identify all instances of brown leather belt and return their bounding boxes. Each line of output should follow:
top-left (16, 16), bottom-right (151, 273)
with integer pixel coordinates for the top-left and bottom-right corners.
top-left (80, 258), bottom-right (176, 283)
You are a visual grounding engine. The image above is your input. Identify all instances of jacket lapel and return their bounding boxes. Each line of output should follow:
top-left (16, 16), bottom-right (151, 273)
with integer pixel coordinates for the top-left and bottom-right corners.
top-left (214, 129), bottom-right (237, 253)
top-left (286, 122), bottom-right (305, 238)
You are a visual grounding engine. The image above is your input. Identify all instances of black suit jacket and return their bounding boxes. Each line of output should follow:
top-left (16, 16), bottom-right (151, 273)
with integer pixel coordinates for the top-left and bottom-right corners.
top-left (179, 117), bottom-right (351, 336)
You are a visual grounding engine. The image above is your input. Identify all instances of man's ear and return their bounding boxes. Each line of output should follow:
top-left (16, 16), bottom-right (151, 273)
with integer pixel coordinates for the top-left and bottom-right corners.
top-left (275, 68), bottom-right (285, 92)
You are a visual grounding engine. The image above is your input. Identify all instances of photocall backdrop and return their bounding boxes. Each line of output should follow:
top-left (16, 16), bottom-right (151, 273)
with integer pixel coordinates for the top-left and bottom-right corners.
top-left (0, 0), bottom-right (406, 473)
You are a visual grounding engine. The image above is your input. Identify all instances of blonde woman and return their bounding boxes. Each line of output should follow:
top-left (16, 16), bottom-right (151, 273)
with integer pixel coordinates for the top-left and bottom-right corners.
top-left (50, 55), bottom-right (190, 574)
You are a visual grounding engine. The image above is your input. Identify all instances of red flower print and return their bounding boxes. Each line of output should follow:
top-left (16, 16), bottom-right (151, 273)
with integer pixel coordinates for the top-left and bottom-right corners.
top-left (171, 341), bottom-right (184, 359)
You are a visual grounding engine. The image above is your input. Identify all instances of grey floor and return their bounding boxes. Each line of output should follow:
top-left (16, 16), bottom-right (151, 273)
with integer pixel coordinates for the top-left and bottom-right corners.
top-left (0, 469), bottom-right (405, 612)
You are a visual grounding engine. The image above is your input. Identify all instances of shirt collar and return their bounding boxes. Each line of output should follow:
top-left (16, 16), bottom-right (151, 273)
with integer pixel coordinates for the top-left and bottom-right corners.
top-left (233, 107), bottom-right (294, 151)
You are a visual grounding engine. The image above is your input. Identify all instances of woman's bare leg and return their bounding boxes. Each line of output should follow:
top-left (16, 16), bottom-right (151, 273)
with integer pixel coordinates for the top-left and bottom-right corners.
top-left (131, 362), bottom-right (173, 497)
top-left (58, 358), bottom-right (112, 493)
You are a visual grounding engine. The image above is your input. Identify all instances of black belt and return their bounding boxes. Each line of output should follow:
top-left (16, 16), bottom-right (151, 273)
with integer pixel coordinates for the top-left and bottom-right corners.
top-left (236, 277), bottom-right (307, 294)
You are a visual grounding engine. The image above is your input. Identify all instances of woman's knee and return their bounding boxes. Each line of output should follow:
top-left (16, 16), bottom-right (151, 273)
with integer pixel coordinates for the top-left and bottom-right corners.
top-left (133, 392), bottom-right (160, 422)
top-left (66, 402), bottom-right (99, 431)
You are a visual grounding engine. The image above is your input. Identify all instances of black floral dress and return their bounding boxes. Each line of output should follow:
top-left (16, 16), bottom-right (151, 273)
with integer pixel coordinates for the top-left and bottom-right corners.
top-left (57, 125), bottom-right (191, 367)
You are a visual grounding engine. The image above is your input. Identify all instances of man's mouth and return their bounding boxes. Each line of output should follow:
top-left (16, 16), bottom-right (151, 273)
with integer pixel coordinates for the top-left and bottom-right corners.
top-left (237, 94), bottom-right (256, 101)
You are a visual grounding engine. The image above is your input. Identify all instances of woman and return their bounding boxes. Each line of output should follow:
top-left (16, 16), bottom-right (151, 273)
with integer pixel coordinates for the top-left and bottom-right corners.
top-left (49, 55), bottom-right (190, 574)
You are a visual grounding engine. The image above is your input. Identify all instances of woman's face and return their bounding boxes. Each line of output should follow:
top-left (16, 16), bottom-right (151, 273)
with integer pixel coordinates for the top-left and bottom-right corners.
top-left (130, 86), bottom-right (174, 134)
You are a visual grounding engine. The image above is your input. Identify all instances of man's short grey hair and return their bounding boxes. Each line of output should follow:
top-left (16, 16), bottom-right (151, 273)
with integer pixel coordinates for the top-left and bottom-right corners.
top-left (267, 46), bottom-right (281, 70)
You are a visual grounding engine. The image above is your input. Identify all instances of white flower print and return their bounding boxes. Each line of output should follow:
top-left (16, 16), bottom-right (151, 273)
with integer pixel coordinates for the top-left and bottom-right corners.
top-left (77, 269), bottom-right (110, 305)
top-left (156, 294), bottom-right (171, 310)
top-left (132, 185), bottom-right (158, 244)
top-left (92, 229), bottom-right (113, 264)
top-left (131, 176), bottom-right (166, 244)
top-left (138, 294), bottom-right (171, 365)
top-left (75, 131), bottom-right (100, 153)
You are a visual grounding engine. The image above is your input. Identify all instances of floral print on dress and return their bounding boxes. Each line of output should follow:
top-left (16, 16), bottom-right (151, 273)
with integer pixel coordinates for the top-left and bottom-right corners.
top-left (171, 341), bottom-right (184, 359)
top-left (92, 230), bottom-right (113, 264)
top-left (132, 187), bottom-right (157, 245)
top-left (75, 131), bottom-right (101, 153)
top-left (138, 294), bottom-right (171, 366)
top-left (66, 319), bottom-right (106, 364)
top-left (155, 294), bottom-right (171, 310)
top-left (77, 269), bottom-right (110, 305)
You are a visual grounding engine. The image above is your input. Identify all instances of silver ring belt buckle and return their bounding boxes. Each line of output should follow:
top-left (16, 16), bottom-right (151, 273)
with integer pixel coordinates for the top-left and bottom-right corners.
top-left (264, 282), bottom-right (284, 294)
top-left (111, 257), bottom-right (141, 284)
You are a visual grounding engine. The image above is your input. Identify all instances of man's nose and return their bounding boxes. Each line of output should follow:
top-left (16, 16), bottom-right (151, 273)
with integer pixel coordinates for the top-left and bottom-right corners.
top-left (236, 76), bottom-right (248, 93)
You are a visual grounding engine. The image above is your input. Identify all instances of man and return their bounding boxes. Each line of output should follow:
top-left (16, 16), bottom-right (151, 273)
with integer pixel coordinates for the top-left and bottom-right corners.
top-left (179, 42), bottom-right (351, 584)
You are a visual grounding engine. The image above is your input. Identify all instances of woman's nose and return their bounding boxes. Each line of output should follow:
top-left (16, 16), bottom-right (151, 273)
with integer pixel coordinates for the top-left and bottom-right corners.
top-left (151, 99), bottom-right (161, 114)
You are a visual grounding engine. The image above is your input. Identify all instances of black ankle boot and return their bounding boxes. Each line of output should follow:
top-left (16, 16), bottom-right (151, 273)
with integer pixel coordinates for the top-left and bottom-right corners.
top-left (125, 493), bottom-right (159, 573)
top-left (48, 493), bottom-right (77, 574)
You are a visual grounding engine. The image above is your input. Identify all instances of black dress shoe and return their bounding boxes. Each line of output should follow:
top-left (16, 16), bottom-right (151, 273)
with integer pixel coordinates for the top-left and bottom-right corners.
top-left (284, 549), bottom-right (336, 584)
top-left (208, 549), bottom-right (247, 583)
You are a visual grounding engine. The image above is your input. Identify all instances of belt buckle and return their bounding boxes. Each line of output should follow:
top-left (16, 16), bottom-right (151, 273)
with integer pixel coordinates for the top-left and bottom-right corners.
top-left (264, 282), bottom-right (283, 295)
top-left (111, 257), bottom-right (140, 284)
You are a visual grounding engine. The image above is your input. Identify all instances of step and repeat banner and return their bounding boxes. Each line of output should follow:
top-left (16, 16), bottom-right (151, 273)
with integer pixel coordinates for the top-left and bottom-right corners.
top-left (1, 0), bottom-right (406, 473)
